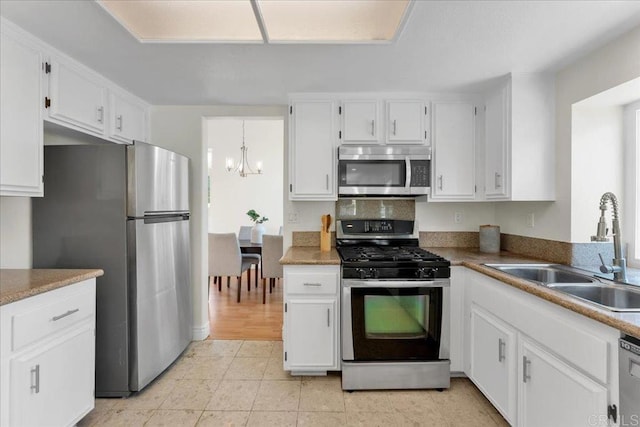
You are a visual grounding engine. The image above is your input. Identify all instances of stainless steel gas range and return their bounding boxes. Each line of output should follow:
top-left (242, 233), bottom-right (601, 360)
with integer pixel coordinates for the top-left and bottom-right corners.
top-left (336, 219), bottom-right (451, 391)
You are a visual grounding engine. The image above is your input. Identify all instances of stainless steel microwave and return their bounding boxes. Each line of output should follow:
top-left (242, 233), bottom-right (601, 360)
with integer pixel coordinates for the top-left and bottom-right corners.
top-left (338, 145), bottom-right (431, 196)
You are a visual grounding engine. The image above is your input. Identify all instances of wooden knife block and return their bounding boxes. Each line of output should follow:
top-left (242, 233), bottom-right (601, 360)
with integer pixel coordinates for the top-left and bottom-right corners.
top-left (320, 229), bottom-right (331, 252)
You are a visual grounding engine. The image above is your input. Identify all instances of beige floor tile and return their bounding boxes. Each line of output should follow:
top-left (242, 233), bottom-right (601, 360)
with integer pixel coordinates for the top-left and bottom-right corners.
top-left (263, 357), bottom-right (300, 381)
top-left (77, 409), bottom-right (112, 426)
top-left (237, 340), bottom-right (275, 358)
top-left (385, 390), bottom-right (435, 413)
top-left (246, 411), bottom-right (297, 427)
top-left (400, 410), bottom-right (449, 427)
top-left (94, 398), bottom-right (118, 411)
top-left (197, 411), bottom-right (250, 427)
top-left (186, 340), bottom-right (243, 358)
top-left (299, 377), bottom-right (345, 412)
top-left (145, 409), bottom-right (202, 427)
top-left (183, 356), bottom-right (234, 380)
top-left (224, 357), bottom-right (269, 380)
top-left (252, 380), bottom-right (301, 411)
top-left (345, 411), bottom-right (410, 427)
top-left (270, 341), bottom-right (284, 358)
top-left (343, 391), bottom-right (394, 413)
top-left (205, 380), bottom-right (261, 411)
top-left (491, 412), bottom-right (511, 427)
top-left (98, 409), bottom-right (154, 427)
top-left (161, 379), bottom-right (219, 411)
top-left (164, 355), bottom-right (196, 380)
top-left (112, 377), bottom-right (177, 410)
top-left (297, 411), bottom-right (347, 426)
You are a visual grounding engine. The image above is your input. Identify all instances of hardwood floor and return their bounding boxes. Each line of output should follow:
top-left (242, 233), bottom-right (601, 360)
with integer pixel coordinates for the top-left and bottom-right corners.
top-left (207, 268), bottom-right (283, 341)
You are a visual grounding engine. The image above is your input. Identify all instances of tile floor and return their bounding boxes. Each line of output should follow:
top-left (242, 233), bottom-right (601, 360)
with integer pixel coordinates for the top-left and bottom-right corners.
top-left (79, 340), bottom-right (509, 427)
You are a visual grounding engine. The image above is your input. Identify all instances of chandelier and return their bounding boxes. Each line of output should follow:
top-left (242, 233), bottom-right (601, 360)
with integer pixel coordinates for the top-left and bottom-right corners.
top-left (225, 120), bottom-right (263, 177)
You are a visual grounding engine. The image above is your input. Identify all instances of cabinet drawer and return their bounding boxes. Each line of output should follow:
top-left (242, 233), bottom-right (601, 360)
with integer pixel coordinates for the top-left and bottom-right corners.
top-left (285, 270), bottom-right (338, 295)
top-left (12, 286), bottom-right (95, 352)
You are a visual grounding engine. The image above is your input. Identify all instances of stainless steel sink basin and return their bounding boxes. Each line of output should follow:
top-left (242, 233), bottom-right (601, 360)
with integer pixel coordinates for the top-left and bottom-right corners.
top-left (484, 264), bottom-right (597, 285)
top-left (546, 284), bottom-right (640, 312)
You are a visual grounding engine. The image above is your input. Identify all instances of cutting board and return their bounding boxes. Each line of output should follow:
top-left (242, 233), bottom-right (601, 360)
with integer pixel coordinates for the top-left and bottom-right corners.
top-left (320, 214), bottom-right (331, 252)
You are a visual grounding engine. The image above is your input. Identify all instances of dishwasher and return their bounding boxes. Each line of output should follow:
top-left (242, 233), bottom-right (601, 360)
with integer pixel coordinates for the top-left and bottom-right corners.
top-left (619, 335), bottom-right (640, 425)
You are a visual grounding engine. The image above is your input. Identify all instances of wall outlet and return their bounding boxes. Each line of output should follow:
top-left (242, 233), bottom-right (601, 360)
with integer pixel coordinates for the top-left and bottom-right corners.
top-left (454, 212), bottom-right (463, 224)
top-left (288, 212), bottom-right (298, 223)
top-left (526, 213), bottom-right (535, 228)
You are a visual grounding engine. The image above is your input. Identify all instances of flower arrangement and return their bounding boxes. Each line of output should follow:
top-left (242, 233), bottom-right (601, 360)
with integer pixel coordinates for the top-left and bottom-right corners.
top-left (246, 209), bottom-right (269, 224)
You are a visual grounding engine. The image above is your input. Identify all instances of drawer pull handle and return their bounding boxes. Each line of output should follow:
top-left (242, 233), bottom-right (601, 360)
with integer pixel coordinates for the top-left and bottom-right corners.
top-left (498, 338), bottom-right (506, 362)
top-left (523, 356), bottom-right (531, 383)
top-left (51, 308), bottom-right (79, 322)
top-left (31, 364), bottom-right (40, 394)
top-left (303, 283), bottom-right (322, 287)
top-left (327, 308), bottom-right (330, 327)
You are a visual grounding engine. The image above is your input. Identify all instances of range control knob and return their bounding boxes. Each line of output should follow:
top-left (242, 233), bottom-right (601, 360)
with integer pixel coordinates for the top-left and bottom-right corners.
top-left (356, 268), bottom-right (378, 279)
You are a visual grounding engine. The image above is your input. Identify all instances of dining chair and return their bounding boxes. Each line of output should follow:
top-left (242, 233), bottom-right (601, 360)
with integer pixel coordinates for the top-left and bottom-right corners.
top-left (238, 226), bottom-right (261, 290)
top-left (208, 233), bottom-right (253, 303)
top-left (261, 234), bottom-right (283, 304)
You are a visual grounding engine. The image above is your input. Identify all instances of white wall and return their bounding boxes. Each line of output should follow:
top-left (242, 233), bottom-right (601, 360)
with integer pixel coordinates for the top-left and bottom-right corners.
top-left (0, 196), bottom-right (31, 268)
top-left (207, 118), bottom-right (283, 236)
top-left (150, 105), bottom-right (286, 340)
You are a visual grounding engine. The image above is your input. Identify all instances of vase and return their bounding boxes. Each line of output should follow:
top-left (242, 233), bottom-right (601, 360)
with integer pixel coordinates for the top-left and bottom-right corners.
top-left (251, 223), bottom-right (266, 244)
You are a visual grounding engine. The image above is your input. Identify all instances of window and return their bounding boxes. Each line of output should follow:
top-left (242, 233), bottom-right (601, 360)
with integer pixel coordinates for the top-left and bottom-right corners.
top-left (625, 100), bottom-right (640, 267)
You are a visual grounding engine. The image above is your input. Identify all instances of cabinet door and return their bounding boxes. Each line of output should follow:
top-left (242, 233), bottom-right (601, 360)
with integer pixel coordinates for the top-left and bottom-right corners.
top-left (289, 100), bottom-right (336, 200)
top-left (0, 28), bottom-right (43, 197)
top-left (47, 59), bottom-right (107, 135)
top-left (10, 325), bottom-right (95, 427)
top-left (341, 100), bottom-right (379, 143)
top-left (485, 84), bottom-right (509, 199)
top-left (469, 306), bottom-right (517, 424)
top-left (519, 338), bottom-right (608, 427)
top-left (284, 299), bottom-right (336, 371)
top-left (386, 100), bottom-right (426, 144)
top-left (431, 102), bottom-right (476, 200)
top-left (109, 92), bottom-right (147, 144)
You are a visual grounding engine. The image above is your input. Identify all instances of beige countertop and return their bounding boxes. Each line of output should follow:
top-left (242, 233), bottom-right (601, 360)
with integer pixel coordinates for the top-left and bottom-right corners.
top-left (0, 269), bottom-right (104, 306)
top-left (427, 247), bottom-right (640, 339)
top-left (280, 247), bottom-right (341, 265)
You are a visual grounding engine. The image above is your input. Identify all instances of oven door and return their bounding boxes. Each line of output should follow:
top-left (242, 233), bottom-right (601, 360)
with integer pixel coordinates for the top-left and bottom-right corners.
top-left (342, 279), bottom-right (450, 362)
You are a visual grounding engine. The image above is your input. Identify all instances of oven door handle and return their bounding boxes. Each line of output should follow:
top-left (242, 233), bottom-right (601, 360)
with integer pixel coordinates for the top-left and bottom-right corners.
top-left (342, 279), bottom-right (450, 288)
top-left (405, 157), bottom-right (412, 192)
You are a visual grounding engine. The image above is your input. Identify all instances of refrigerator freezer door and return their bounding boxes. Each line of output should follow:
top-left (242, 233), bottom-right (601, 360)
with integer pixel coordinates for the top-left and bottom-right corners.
top-left (127, 142), bottom-right (189, 217)
top-left (127, 216), bottom-right (192, 391)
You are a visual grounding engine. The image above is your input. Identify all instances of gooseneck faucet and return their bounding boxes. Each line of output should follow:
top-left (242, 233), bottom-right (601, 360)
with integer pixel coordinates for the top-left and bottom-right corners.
top-left (591, 192), bottom-right (627, 282)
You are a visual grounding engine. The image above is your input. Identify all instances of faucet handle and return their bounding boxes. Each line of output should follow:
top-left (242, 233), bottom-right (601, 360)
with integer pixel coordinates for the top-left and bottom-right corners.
top-left (598, 253), bottom-right (614, 274)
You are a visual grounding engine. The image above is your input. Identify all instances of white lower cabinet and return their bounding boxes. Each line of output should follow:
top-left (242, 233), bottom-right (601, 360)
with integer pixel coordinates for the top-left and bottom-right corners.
top-left (519, 337), bottom-right (608, 427)
top-left (283, 265), bottom-right (340, 374)
top-left (469, 305), bottom-right (517, 424)
top-left (464, 268), bottom-right (619, 427)
top-left (0, 279), bottom-right (96, 427)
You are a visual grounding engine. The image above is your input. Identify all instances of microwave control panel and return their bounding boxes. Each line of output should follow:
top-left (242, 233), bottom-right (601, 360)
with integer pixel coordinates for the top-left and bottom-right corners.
top-left (410, 160), bottom-right (430, 187)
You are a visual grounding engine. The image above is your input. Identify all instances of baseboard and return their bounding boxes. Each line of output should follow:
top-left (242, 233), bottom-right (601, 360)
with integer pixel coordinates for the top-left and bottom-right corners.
top-left (192, 322), bottom-right (210, 341)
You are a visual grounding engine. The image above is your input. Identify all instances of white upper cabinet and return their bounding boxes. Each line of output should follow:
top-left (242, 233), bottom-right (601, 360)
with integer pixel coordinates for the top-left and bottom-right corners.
top-left (289, 99), bottom-right (337, 200)
top-left (46, 59), bottom-right (107, 135)
top-left (340, 100), bottom-right (380, 143)
top-left (0, 20), bottom-right (43, 197)
top-left (484, 73), bottom-right (555, 200)
top-left (386, 100), bottom-right (427, 144)
top-left (430, 101), bottom-right (476, 200)
top-left (109, 91), bottom-right (148, 144)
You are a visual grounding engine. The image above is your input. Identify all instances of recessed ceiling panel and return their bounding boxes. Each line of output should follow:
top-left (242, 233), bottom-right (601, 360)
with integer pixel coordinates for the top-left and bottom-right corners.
top-left (98, 0), bottom-right (262, 42)
top-left (257, 0), bottom-right (411, 42)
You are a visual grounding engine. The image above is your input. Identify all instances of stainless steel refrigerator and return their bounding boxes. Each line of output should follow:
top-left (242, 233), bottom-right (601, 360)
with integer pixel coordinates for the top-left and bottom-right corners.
top-left (32, 141), bottom-right (192, 397)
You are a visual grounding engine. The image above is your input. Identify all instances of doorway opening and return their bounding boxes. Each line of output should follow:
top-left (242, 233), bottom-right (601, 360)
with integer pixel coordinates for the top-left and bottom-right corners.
top-left (205, 117), bottom-right (285, 340)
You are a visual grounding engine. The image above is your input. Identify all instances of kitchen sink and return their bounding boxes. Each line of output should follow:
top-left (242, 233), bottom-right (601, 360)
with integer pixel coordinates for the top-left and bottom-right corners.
top-left (484, 264), bottom-right (597, 285)
top-left (546, 284), bottom-right (640, 312)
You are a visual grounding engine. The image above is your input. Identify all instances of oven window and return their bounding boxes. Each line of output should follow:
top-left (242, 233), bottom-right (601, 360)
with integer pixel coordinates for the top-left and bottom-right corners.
top-left (364, 295), bottom-right (428, 339)
top-left (341, 160), bottom-right (405, 186)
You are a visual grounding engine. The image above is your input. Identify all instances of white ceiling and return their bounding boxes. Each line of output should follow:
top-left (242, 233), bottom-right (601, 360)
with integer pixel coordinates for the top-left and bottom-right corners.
top-left (1, 0), bottom-right (640, 105)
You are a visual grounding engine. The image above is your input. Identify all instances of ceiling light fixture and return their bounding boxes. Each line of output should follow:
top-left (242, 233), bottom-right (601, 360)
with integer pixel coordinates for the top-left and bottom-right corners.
top-left (226, 121), bottom-right (263, 177)
top-left (97, 0), bottom-right (413, 44)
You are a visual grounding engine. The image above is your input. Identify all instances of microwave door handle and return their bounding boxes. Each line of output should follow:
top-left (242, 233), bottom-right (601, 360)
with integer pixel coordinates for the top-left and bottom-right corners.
top-left (405, 157), bottom-right (411, 193)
